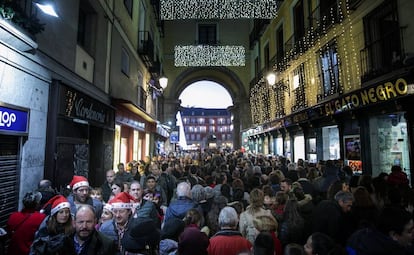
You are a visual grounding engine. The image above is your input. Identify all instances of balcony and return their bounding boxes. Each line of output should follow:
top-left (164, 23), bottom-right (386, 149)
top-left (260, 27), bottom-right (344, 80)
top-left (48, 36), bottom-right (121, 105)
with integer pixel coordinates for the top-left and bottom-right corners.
top-left (360, 27), bottom-right (403, 82)
top-left (138, 31), bottom-right (155, 68)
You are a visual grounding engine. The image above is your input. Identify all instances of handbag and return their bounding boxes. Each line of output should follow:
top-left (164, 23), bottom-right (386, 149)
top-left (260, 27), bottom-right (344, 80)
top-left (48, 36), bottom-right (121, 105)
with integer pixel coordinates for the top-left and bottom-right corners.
top-left (31, 233), bottom-right (68, 255)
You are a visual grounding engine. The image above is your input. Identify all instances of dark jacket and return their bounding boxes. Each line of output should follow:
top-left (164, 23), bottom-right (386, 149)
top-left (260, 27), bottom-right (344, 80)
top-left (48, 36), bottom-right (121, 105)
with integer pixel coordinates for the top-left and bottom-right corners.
top-left (100, 181), bottom-right (112, 203)
top-left (347, 228), bottom-right (410, 255)
top-left (68, 230), bottom-right (116, 255)
top-left (312, 199), bottom-right (353, 245)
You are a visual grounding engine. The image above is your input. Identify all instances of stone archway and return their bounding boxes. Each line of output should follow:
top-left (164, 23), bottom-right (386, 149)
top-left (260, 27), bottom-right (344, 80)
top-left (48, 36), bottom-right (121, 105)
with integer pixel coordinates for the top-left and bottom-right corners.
top-left (162, 67), bottom-right (251, 149)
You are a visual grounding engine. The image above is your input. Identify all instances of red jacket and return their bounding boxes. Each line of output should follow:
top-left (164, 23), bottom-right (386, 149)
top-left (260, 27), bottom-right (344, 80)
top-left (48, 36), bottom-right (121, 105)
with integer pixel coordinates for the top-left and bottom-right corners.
top-left (6, 208), bottom-right (46, 255)
top-left (208, 230), bottom-right (252, 255)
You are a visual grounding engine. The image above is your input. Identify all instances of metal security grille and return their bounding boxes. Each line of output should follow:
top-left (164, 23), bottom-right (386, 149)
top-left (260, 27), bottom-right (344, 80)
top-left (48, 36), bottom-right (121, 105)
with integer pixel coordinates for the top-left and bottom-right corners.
top-left (0, 135), bottom-right (19, 229)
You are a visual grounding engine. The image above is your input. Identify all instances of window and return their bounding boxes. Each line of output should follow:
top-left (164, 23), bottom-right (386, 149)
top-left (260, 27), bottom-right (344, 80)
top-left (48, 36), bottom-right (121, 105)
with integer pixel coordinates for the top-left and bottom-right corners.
top-left (264, 43), bottom-right (270, 70)
top-left (137, 72), bottom-right (146, 110)
top-left (198, 24), bottom-right (217, 45)
top-left (254, 57), bottom-right (260, 77)
top-left (319, 42), bottom-right (340, 96)
top-left (198, 118), bottom-right (205, 124)
top-left (320, 0), bottom-right (339, 25)
top-left (292, 64), bottom-right (306, 112)
top-left (276, 25), bottom-right (284, 63)
top-left (124, 0), bottom-right (133, 17)
top-left (121, 47), bottom-right (130, 76)
top-left (361, 0), bottom-right (400, 80)
top-left (293, 0), bottom-right (305, 41)
top-left (77, 1), bottom-right (96, 55)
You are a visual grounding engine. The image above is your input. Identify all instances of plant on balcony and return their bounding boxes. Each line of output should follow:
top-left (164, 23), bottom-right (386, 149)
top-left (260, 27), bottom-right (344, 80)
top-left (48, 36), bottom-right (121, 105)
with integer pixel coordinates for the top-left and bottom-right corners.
top-left (0, 1), bottom-right (45, 35)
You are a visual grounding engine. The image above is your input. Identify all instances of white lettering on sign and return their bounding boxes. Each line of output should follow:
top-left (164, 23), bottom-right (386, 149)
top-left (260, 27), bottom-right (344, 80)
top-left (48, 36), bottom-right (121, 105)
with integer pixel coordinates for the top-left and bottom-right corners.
top-left (0, 111), bottom-right (17, 127)
top-left (74, 98), bottom-right (106, 123)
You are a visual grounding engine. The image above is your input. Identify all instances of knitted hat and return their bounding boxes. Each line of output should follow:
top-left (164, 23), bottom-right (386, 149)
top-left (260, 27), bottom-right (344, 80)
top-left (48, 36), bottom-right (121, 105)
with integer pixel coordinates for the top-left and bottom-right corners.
top-left (69, 175), bottom-right (89, 190)
top-left (42, 195), bottom-right (70, 216)
top-left (108, 192), bottom-right (136, 209)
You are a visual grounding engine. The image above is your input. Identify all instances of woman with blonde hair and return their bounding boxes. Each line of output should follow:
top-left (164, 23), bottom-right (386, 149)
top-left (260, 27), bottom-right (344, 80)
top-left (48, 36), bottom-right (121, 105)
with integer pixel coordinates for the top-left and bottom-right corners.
top-left (253, 215), bottom-right (282, 255)
top-left (239, 188), bottom-right (275, 244)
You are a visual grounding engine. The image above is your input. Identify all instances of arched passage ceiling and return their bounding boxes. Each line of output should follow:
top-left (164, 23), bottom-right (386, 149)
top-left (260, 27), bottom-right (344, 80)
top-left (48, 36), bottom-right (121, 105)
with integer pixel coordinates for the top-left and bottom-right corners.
top-left (164, 67), bottom-right (248, 103)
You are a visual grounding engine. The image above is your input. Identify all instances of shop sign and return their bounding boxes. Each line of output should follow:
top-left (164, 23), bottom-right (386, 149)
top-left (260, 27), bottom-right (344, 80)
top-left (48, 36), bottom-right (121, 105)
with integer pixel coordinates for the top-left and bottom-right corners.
top-left (324, 77), bottom-right (410, 116)
top-left (60, 86), bottom-right (113, 126)
top-left (0, 104), bottom-right (29, 134)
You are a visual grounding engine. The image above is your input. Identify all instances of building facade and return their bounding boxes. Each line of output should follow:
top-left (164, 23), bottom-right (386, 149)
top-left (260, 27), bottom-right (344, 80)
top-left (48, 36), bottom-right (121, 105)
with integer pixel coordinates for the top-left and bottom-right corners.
top-left (0, 0), bottom-right (166, 226)
top-left (180, 107), bottom-right (233, 151)
top-left (245, 0), bottom-right (414, 180)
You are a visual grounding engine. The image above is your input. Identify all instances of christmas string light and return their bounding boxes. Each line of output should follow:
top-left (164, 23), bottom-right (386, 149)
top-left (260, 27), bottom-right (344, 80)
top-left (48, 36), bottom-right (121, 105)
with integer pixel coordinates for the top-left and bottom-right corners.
top-left (160, 0), bottom-right (278, 20)
top-left (174, 45), bottom-right (245, 67)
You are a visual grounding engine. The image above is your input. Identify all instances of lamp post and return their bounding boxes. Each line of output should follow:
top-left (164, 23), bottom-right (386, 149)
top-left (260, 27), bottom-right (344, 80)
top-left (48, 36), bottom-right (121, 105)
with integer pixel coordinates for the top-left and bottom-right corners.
top-left (34, 0), bottom-right (59, 17)
top-left (266, 72), bottom-right (276, 86)
top-left (159, 76), bottom-right (168, 90)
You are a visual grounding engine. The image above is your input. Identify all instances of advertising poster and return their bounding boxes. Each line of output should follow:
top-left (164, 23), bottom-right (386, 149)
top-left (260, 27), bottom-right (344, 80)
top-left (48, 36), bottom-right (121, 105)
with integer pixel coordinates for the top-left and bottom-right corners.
top-left (344, 135), bottom-right (361, 160)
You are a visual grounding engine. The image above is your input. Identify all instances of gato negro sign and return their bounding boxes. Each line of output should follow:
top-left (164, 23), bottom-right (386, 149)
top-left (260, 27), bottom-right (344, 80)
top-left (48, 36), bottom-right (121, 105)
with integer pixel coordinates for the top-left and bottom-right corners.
top-left (324, 77), bottom-right (410, 116)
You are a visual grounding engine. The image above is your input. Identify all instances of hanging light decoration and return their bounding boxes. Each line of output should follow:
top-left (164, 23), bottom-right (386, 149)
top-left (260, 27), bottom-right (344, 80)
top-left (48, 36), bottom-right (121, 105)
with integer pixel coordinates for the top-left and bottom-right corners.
top-left (174, 45), bottom-right (245, 67)
top-left (160, 0), bottom-right (278, 20)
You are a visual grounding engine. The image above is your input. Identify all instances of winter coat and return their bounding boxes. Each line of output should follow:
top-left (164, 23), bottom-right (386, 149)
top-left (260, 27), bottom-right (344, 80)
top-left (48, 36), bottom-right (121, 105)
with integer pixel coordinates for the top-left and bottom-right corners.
top-left (7, 209), bottom-right (46, 255)
top-left (164, 196), bottom-right (198, 224)
top-left (207, 230), bottom-right (252, 255)
top-left (347, 228), bottom-right (410, 255)
top-left (239, 207), bottom-right (274, 244)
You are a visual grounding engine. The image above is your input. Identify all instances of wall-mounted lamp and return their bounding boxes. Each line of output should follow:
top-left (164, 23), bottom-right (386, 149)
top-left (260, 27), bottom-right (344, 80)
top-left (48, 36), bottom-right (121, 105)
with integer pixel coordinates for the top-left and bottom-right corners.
top-left (266, 72), bottom-right (276, 86)
top-left (159, 76), bottom-right (168, 90)
top-left (34, 0), bottom-right (59, 17)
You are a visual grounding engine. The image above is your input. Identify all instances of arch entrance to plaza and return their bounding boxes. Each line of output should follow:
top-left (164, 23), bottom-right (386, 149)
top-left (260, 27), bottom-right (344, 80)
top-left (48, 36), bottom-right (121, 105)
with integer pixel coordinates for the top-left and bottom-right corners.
top-left (161, 67), bottom-right (252, 149)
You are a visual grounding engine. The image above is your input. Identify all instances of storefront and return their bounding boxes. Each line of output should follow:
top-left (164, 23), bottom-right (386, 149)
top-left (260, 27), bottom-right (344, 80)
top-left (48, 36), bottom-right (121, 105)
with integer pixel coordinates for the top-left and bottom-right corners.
top-left (112, 99), bottom-right (157, 168)
top-left (45, 82), bottom-right (115, 189)
top-left (246, 70), bottom-right (414, 181)
top-left (0, 103), bottom-right (29, 228)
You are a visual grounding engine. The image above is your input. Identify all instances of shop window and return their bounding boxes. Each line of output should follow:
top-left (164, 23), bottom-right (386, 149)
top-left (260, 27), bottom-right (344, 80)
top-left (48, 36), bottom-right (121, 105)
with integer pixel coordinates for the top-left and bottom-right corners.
top-left (370, 113), bottom-right (410, 181)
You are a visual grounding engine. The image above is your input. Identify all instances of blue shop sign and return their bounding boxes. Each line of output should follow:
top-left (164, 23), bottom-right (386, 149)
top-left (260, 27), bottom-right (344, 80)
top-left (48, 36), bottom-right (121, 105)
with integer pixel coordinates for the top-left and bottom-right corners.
top-left (0, 105), bottom-right (29, 135)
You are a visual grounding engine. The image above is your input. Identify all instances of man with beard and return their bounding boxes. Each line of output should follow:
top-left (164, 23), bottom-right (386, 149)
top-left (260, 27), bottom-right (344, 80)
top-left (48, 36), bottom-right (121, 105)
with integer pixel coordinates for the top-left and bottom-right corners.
top-left (99, 192), bottom-right (137, 254)
top-left (71, 205), bottom-right (116, 254)
top-left (67, 175), bottom-right (103, 218)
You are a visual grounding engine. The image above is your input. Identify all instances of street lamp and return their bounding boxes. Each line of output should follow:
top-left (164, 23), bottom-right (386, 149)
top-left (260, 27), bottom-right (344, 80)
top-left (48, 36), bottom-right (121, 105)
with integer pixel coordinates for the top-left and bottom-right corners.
top-left (159, 76), bottom-right (168, 90)
top-left (266, 72), bottom-right (276, 86)
top-left (34, 0), bottom-right (59, 17)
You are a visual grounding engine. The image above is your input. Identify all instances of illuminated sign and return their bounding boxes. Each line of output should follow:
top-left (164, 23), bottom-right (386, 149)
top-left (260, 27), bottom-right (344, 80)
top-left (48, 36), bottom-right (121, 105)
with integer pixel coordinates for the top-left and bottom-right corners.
top-left (0, 104), bottom-right (29, 134)
top-left (324, 78), bottom-right (410, 116)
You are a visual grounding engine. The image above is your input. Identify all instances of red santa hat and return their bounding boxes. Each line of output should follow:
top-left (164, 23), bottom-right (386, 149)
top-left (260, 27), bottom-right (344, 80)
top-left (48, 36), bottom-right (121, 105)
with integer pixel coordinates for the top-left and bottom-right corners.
top-left (69, 175), bottom-right (89, 190)
top-left (108, 192), bottom-right (137, 209)
top-left (103, 203), bottom-right (113, 212)
top-left (42, 195), bottom-right (71, 215)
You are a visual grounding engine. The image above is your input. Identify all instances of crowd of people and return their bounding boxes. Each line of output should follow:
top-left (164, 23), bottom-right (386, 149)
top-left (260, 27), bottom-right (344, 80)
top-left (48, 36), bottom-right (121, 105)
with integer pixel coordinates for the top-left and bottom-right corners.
top-left (4, 149), bottom-right (414, 255)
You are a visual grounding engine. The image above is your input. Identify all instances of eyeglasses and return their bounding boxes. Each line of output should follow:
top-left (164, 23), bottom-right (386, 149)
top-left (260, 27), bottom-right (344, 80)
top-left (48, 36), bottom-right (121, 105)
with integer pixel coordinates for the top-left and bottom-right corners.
top-left (112, 187), bottom-right (119, 190)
